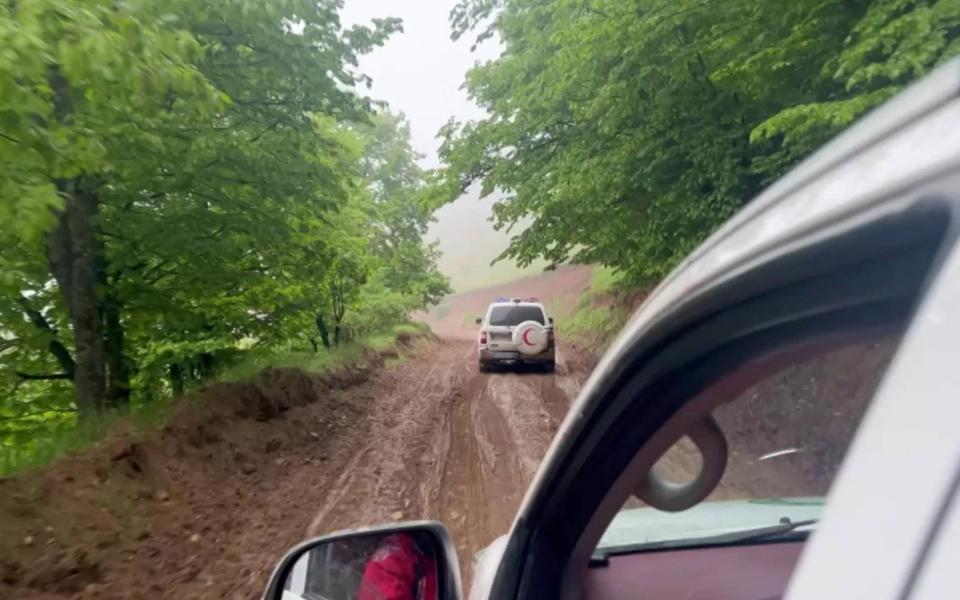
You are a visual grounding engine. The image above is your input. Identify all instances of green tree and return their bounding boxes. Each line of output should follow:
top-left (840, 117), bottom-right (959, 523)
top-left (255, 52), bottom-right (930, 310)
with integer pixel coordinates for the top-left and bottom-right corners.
top-left (438, 0), bottom-right (960, 282)
top-left (0, 0), bottom-right (400, 422)
top-left (359, 112), bottom-right (450, 304)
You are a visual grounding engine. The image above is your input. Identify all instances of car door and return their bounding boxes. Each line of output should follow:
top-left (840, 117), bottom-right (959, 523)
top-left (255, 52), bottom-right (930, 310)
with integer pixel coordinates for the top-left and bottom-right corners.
top-left (907, 469), bottom-right (960, 599)
top-left (782, 198), bottom-right (960, 599)
top-left (475, 59), bottom-right (960, 600)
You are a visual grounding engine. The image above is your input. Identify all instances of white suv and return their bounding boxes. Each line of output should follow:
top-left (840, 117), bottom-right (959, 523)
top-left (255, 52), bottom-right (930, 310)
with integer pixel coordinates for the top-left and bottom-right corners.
top-left (475, 298), bottom-right (555, 372)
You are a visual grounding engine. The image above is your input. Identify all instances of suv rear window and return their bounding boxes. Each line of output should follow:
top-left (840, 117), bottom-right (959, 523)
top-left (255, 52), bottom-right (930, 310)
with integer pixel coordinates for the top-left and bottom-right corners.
top-left (489, 305), bottom-right (545, 326)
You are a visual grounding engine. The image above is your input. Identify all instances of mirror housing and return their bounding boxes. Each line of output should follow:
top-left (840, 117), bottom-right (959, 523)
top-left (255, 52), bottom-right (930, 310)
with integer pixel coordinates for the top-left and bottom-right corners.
top-left (262, 521), bottom-right (462, 600)
top-left (548, 317), bottom-right (554, 325)
top-left (475, 317), bottom-right (482, 325)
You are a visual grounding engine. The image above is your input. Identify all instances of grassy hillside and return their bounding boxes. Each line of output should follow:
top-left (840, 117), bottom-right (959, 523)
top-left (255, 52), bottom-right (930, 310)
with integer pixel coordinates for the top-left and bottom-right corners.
top-left (428, 186), bottom-right (548, 292)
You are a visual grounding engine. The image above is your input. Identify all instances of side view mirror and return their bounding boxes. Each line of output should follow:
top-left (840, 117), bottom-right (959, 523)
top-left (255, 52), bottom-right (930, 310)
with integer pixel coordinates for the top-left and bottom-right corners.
top-left (475, 317), bottom-right (482, 325)
top-left (263, 521), bottom-right (462, 600)
top-left (548, 317), bottom-right (554, 325)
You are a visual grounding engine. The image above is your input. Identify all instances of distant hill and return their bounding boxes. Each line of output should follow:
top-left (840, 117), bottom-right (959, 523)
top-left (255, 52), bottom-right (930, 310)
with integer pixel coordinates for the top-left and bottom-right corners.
top-left (428, 186), bottom-right (548, 292)
top-left (420, 264), bottom-right (593, 340)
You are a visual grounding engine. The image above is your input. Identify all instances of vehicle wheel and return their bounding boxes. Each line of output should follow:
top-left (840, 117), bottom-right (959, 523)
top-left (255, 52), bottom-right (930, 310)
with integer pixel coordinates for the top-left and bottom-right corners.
top-left (479, 362), bottom-right (490, 373)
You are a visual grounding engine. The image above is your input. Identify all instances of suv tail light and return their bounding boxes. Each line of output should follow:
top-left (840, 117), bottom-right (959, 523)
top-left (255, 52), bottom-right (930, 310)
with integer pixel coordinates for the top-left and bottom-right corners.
top-left (480, 331), bottom-right (487, 344)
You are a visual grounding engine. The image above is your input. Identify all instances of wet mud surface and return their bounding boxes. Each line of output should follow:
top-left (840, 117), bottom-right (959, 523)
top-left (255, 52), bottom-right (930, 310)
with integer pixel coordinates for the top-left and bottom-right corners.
top-left (0, 339), bottom-right (590, 599)
top-left (307, 341), bottom-right (588, 589)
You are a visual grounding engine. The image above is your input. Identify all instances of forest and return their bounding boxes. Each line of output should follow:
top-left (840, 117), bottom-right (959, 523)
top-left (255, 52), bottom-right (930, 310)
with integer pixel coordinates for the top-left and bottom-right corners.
top-left (2, 0), bottom-right (958, 471)
top-left (0, 0), bottom-right (448, 469)
top-left (438, 0), bottom-right (960, 281)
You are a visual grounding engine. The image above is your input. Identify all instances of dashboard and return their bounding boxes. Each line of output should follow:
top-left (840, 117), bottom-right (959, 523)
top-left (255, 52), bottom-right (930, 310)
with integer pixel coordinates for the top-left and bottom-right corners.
top-left (584, 541), bottom-right (804, 600)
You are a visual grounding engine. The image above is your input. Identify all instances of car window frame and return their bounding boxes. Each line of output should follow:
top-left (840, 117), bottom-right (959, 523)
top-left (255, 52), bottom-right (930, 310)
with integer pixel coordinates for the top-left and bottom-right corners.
top-left (783, 202), bottom-right (960, 600)
top-left (487, 194), bottom-right (957, 600)
top-left (487, 304), bottom-right (547, 326)
top-left (907, 467), bottom-right (960, 599)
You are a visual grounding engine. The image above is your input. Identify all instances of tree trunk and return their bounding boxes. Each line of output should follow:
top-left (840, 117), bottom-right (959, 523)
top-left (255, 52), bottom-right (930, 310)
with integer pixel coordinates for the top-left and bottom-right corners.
top-left (169, 363), bottom-right (184, 396)
top-left (96, 233), bottom-right (131, 410)
top-left (16, 296), bottom-right (76, 378)
top-left (309, 337), bottom-right (319, 353)
top-left (46, 65), bottom-right (106, 419)
top-left (330, 282), bottom-right (345, 348)
top-left (315, 314), bottom-right (331, 349)
top-left (199, 353), bottom-right (215, 378)
top-left (102, 291), bottom-right (131, 410)
top-left (47, 181), bottom-right (107, 418)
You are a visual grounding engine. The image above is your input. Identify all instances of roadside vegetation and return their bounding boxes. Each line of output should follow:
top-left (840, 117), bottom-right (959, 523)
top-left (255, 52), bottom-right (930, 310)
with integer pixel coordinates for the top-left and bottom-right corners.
top-left (0, 2), bottom-right (447, 472)
top-left (437, 0), bottom-right (960, 285)
top-left (549, 267), bottom-right (633, 351)
top-left (219, 322), bottom-right (431, 382)
top-left (1, 324), bottom-right (428, 476)
top-left (436, 0), bottom-right (960, 353)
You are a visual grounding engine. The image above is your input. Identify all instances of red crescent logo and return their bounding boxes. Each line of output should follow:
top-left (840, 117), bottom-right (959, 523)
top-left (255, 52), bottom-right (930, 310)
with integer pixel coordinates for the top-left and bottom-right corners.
top-left (522, 328), bottom-right (534, 345)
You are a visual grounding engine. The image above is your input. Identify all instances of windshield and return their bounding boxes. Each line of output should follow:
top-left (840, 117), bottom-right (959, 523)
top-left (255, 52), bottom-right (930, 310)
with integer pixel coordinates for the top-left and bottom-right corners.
top-left (488, 306), bottom-right (546, 326)
top-left (1, 0), bottom-right (951, 595)
top-left (597, 334), bottom-right (900, 553)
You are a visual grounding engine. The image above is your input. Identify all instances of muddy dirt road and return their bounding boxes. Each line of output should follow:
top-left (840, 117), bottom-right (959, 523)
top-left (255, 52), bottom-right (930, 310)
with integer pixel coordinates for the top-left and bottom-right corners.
top-left (306, 340), bottom-right (588, 583)
top-left (0, 268), bottom-right (594, 600)
top-left (0, 336), bottom-right (590, 600)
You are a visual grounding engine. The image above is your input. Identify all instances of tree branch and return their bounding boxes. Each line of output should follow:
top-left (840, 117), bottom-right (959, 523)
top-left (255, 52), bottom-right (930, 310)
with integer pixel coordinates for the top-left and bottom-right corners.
top-left (0, 408), bottom-right (77, 423)
top-left (0, 132), bottom-right (22, 145)
top-left (250, 119), bottom-right (282, 143)
top-left (15, 372), bottom-right (73, 381)
top-left (15, 295), bottom-right (76, 377)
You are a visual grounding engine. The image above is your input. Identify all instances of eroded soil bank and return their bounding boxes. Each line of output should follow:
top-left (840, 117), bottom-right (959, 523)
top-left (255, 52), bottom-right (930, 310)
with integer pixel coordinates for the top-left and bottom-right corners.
top-left (0, 334), bottom-right (592, 599)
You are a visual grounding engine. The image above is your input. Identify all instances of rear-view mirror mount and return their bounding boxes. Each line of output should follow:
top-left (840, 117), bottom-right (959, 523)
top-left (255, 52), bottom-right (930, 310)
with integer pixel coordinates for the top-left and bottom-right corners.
top-left (263, 521), bottom-right (462, 600)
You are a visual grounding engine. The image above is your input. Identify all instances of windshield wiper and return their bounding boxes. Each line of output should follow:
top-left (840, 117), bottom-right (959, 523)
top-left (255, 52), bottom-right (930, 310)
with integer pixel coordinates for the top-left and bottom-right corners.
top-left (592, 517), bottom-right (818, 565)
top-left (707, 516), bottom-right (818, 545)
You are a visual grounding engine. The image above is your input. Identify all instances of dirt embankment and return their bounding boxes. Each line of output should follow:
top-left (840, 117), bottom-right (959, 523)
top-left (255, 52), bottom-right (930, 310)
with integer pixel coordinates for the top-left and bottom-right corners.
top-left (0, 326), bottom-right (593, 599)
top-left (0, 336), bottom-right (422, 599)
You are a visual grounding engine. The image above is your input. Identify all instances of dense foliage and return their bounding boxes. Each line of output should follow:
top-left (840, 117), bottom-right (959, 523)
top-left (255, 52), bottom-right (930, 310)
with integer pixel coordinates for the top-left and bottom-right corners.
top-left (438, 0), bottom-right (960, 282)
top-left (0, 0), bottom-right (447, 465)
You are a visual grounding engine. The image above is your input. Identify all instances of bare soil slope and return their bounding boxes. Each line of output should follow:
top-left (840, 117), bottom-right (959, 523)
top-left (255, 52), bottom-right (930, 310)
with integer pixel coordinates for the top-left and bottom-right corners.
top-left (421, 264), bottom-right (594, 340)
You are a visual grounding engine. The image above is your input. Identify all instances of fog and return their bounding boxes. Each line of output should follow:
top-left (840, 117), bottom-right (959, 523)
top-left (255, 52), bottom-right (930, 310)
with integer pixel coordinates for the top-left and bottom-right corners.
top-left (341, 0), bottom-right (545, 291)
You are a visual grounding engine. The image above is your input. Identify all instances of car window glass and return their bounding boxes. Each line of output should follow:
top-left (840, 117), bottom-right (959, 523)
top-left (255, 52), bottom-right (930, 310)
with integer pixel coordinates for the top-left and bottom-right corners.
top-left (597, 334), bottom-right (900, 553)
top-left (488, 306), bottom-right (545, 326)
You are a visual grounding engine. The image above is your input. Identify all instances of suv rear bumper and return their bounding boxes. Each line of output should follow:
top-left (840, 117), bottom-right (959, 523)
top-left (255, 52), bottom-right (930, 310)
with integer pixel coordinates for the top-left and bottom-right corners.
top-left (479, 347), bottom-right (555, 365)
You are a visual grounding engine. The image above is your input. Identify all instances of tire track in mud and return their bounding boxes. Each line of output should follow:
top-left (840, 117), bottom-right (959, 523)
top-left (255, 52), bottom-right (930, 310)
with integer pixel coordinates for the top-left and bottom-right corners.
top-left (308, 347), bottom-right (472, 535)
top-left (435, 346), bottom-right (587, 584)
top-left (306, 340), bottom-right (590, 586)
top-left (438, 367), bottom-right (526, 566)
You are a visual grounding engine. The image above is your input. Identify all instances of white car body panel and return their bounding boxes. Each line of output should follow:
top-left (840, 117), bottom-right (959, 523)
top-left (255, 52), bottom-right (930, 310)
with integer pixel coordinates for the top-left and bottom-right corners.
top-left (785, 222), bottom-right (960, 599)
top-left (910, 479), bottom-right (960, 599)
top-left (468, 535), bottom-right (508, 600)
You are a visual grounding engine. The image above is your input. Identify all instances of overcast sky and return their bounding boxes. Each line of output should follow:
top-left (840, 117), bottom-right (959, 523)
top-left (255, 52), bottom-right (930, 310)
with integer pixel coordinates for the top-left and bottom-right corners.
top-left (340, 0), bottom-right (497, 168)
top-left (340, 1), bottom-right (542, 292)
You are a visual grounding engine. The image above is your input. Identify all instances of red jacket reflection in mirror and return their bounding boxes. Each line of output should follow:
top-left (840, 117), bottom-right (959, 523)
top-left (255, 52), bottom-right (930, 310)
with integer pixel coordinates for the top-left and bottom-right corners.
top-left (357, 532), bottom-right (438, 600)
